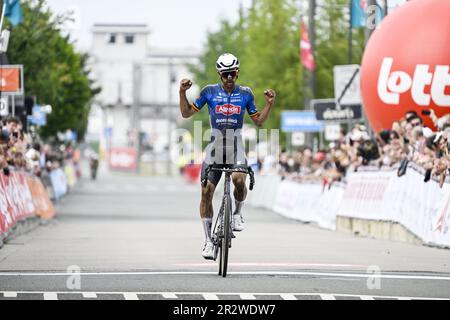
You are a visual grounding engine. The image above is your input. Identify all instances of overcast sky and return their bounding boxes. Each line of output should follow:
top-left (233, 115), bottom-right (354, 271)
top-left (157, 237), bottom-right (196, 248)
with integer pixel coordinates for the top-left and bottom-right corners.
top-left (45, 0), bottom-right (253, 52)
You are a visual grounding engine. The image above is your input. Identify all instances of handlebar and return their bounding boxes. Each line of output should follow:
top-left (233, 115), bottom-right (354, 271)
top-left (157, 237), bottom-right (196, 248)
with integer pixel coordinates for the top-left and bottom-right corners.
top-left (201, 165), bottom-right (255, 191)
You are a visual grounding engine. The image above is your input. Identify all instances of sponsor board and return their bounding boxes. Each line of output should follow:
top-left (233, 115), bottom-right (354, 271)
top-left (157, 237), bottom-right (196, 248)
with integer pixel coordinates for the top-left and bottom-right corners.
top-left (109, 148), bottom-right (138, 171)
top-left (0, 172), bottom-right (35, 236)
top-left (27, 176), bottom-right (55, 220)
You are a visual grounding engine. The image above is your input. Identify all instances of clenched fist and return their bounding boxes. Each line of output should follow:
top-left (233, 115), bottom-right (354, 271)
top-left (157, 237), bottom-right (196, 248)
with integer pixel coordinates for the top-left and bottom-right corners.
top-left (264, 89), bottom-right (276, 105)
top-left (180, 79), bottom-right (192, 92)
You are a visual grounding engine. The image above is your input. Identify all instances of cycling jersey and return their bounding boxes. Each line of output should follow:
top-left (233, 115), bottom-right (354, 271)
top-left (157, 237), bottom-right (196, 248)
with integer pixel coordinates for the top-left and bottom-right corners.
top-left (192, 84), bottom-right (260, 131)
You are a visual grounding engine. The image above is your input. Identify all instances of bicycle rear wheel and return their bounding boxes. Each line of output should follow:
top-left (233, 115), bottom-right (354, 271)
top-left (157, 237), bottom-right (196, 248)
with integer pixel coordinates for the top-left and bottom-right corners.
top-left (220, 194), bottom-right (232, 277)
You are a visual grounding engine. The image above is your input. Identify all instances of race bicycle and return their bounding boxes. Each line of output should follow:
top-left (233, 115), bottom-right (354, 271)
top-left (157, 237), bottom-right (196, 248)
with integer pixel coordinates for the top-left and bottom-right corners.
top-left (202, 165), bottom-right (255, 277)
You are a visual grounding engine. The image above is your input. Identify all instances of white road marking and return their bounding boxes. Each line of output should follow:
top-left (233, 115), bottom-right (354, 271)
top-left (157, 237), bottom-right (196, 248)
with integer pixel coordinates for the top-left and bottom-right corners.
top-left (43, 292), bottom-right (58, 300)
top-left (162, 293), bottom-right (177, 299)
top-left (123, 293), bottom-right (138, 300)
top-left (3, 292), bottom-right (17, 298)
top-left (203, 293), bottom-right (219, 300)
top-left (174, 262), bottom-right (370, 269)
top-left (1, 271), bottom-right (450, 281)
top-left (82, 292), bottom-right (97, 299)
top-left (280, 294), bottom-right (297, 300)
top-left (0, 291), bottom-right (448, 300)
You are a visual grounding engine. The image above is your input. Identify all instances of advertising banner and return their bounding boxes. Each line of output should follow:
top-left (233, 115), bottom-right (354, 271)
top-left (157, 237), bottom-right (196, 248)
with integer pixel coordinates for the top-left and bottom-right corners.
top-left (109, 148), bottom-right (138, 171)
top-left (27, 176), bottom-right (55, 219)
top-left (49, 168), bottom-right (68, 201)
top-left (252, 167), bottom-right (450, 247)
top-left (0, 65), bottom-right (22, 94)
top-left (0, 171), bottom-right (35, 237)
top-left (281, 111), bottom-right (324, 132)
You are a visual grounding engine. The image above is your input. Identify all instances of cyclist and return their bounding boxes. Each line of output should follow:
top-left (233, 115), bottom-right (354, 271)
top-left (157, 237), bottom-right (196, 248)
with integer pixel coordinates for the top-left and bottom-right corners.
top-left (179, 53), bottom-right (276, 259)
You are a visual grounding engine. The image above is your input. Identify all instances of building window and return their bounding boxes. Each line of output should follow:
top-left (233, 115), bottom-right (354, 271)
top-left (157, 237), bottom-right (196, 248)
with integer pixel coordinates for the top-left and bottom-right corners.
top-left (125, 34), bottom-right (135, 44)
top-left (108, 33), bottom-right (116, 44)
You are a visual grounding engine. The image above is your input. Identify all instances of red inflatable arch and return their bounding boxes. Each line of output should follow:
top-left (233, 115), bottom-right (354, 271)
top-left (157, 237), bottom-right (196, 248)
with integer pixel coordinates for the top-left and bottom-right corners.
top-left (360, 0), bottom-right (450, 132)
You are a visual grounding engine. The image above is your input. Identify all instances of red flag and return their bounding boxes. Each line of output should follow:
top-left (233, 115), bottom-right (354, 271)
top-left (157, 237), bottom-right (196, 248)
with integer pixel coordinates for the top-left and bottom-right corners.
top-left (300, 21), bottom-right (316, 71)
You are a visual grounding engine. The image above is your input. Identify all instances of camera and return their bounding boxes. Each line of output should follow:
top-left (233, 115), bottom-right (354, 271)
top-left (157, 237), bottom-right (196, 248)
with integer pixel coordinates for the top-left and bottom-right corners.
top-left (421, 110), bottom-right (431, 116)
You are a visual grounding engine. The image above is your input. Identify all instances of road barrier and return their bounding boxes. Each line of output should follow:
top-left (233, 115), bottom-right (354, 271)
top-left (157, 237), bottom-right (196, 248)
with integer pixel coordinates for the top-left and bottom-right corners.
top-left (49, 168), bottom-right (68, 201)
top-left (0, 163), bottom-right (79, 248)
top-left (0, 171), bottom-right (54, 244)
top-left (248, 164), bottom-right (450, 248)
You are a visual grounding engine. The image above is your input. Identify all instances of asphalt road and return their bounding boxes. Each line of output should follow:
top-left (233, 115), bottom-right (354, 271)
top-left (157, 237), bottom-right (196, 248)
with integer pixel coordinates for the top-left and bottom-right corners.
top-left (1, 168), bottom-right (450, 300)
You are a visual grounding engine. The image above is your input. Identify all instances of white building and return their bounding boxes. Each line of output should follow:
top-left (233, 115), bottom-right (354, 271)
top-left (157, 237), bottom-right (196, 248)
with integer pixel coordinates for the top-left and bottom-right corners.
top-left (87, 23), bottom-right (200, 167)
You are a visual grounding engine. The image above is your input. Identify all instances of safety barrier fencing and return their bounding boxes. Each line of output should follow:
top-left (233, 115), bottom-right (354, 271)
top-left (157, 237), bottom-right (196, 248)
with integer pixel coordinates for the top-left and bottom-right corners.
top-left (247, 164), bottom-right (450, 248)
top-left (0, 163), bottom-right (79, 248)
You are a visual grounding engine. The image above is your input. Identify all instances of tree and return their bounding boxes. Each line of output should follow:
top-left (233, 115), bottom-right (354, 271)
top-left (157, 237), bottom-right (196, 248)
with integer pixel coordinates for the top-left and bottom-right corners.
top-left (5, 0), bottom-right (100, 141)
top-left (240, 0), bottom-right (302, 131)
top-left (314, 0), bottom-right (365, 99)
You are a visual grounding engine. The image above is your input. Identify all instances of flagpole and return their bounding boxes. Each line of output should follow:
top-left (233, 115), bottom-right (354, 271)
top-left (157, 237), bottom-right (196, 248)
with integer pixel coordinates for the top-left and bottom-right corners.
top-left (308, 0), bottom-right (316, 100)
top-left (307, 0), bottom-right (316, 149)
top-left (348, 0), bottom-right (353, 64)
top-left (0, 1), bottom-right (5, 33)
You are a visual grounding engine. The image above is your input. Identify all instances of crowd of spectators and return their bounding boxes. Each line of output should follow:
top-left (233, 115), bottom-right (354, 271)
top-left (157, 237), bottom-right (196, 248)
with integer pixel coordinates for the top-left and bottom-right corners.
top-left (0, 116), bottom-right (80, 180)
top-left (257, 110), bottom-right (450, 189)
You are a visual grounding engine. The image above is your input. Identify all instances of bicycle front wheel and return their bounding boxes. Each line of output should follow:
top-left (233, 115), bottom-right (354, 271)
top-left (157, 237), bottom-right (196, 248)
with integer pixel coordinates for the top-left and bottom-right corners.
top-left (220, 194), bottom-right (232, 277)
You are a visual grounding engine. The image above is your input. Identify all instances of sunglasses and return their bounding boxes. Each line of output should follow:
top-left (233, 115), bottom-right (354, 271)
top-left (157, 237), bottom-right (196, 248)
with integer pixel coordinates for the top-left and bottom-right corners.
top-left (220, 70), bottom-right (237, 78)
top-left (411, 121), bottom-right (421, 127)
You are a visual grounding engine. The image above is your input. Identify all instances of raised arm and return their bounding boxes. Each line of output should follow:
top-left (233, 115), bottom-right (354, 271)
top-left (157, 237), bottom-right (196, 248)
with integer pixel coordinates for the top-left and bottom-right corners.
top-left (251, 89), bottom-right (276, 127)
top-left (179, 78), bottom-right (197, 118)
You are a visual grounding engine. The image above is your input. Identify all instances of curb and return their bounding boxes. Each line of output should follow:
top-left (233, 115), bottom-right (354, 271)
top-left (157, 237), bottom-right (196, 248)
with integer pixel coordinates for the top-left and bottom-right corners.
top-left (336, 216), bottom-right (423, 246)
top-left (1, 217), bottom-right (43, 244)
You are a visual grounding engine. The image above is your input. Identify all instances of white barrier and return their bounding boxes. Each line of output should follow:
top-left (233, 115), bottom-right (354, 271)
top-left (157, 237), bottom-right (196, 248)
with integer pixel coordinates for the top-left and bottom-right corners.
top-left (246, 174), bottom-right (281, 210)
top-left (338, 168), bottom-right (450, 247)
top-left (248, 175), bottom-right (342, 230)
top-left (250, 166), bottom-right (450, 247)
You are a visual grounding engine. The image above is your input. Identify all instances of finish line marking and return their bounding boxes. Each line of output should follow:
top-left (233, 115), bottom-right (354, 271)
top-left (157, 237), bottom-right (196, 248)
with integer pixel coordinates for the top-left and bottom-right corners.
top-left (173, 262), bottom-right (370, 269)
top-left (1, 271), bottom-right (450, 281)
top-left (1, 291), bottom-right (449, 301)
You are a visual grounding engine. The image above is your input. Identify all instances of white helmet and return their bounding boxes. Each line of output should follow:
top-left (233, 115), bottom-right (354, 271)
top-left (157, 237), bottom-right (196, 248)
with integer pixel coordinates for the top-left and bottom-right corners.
top-left (216, 53), bottom-right (240, 72)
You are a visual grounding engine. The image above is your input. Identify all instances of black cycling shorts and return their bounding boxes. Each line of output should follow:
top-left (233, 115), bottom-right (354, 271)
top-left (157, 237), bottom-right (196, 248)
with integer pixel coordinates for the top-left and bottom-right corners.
top-left (200, 131), bottom-right (247, 186)
top-left (200, 160), bottom-right (248, 186)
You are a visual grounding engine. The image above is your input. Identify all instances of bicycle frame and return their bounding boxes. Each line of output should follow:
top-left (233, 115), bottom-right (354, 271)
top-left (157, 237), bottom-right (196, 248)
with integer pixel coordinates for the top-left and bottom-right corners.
top-left (203, 165), bottom-right (255, 277)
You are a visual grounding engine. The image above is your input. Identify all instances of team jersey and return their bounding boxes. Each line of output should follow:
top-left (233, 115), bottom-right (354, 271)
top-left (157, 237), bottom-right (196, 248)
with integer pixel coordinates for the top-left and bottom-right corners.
top-left (192, 84), bottom-right (260, 131)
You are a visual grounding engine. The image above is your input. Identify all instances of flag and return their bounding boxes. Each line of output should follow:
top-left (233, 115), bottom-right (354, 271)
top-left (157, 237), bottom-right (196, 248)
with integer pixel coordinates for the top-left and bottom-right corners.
top-left (300, 21), bottom-right (315, 71)
top-left (4, 0), bottom-right (23, 26)
top-left (351, 0), bottom-right (385, 28)
top-left (351, 0), bottom-right (367, 28)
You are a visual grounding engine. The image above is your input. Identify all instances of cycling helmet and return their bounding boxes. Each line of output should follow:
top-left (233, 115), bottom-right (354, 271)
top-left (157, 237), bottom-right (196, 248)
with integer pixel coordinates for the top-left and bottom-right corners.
top-left (216, 53), bottom-right (240, 72)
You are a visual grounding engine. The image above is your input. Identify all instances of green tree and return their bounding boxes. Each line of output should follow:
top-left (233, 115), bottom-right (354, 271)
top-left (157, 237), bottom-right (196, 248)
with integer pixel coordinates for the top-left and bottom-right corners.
top-left (240, 0), bottom-right (302, 131)
top-left (5, 0), bottom-right (100, 141)
top-left (314, 0), bottom-right (365, 99)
